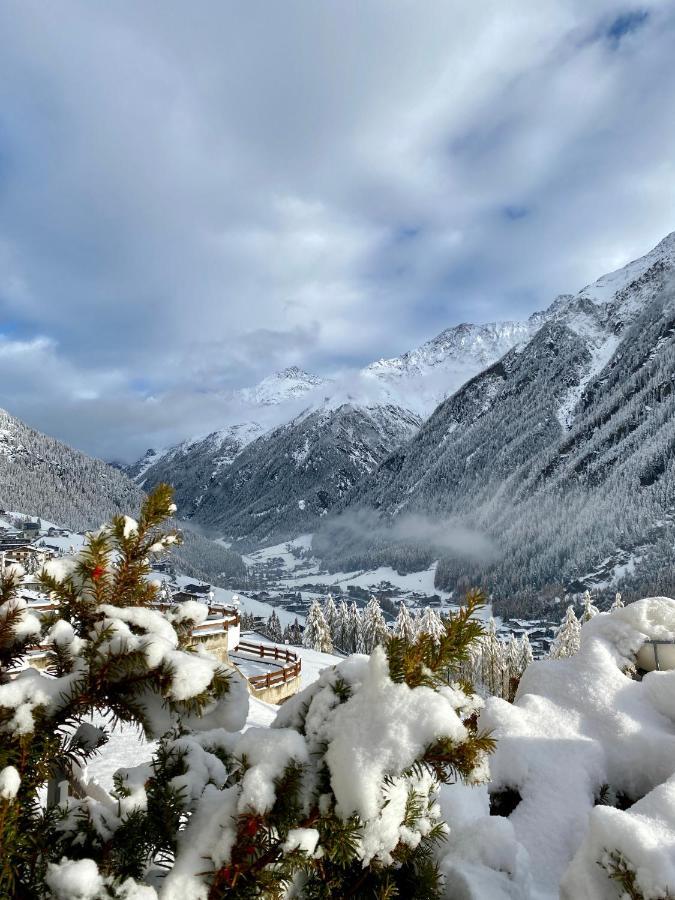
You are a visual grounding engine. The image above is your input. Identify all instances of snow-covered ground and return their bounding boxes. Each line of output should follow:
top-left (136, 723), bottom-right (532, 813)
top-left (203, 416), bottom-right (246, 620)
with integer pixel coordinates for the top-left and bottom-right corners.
top-left (242, 534), bottom-right (315, 573)
top-left (0, 511), bottom-right (86, 554)
top-left (482, 597), bottom-right (675, 899)
top-left (278, 561), bottom-right (453, 599)
top-left (244, 537), bottom-right (454, 600)
top-left (235, 631), bottom-right (342, 689)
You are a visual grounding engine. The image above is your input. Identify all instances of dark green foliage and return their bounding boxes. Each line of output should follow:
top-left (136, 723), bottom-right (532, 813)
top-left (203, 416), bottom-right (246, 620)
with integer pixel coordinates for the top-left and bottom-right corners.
top-left (600, 850), bottom-right (675, 900)
top-left (0, 486), bottom-right (239, 896)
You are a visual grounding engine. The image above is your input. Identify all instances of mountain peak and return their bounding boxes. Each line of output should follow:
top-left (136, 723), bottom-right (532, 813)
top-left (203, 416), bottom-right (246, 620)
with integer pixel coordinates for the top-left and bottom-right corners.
top-left (577, 231), bottom-right (675, 306)
top-left (238, 367), bottom-right (327, 407)
top-left (364, 319), bottom-right (534, 384)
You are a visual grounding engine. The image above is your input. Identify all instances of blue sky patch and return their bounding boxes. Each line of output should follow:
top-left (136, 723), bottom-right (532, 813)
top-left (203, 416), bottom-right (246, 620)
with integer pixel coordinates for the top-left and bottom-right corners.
top-left (605, 10), bottom-right (649, 46)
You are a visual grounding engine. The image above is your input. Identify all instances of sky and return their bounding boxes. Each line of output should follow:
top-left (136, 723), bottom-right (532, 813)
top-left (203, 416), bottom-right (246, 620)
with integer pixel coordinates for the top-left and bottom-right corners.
top-left (1, 0), bottom-right (675, 460)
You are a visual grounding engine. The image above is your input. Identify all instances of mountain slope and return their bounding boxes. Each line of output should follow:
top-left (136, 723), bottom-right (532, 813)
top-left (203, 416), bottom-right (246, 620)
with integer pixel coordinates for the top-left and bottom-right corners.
top-left (128, 323), bottom-right (538, 530)
top-left (362, 320), bottom-right (536, 413)
top-left (0, 407), bottom-right (144, 531)
top-left (125, 364), bottom-right (335, 493)
top-left (314, 233), bottom-right (675, 612)
top-left (128, 422), bottom-right (266, 511)
top-left (0, 407), bottom-right (246, 585)
top-left (183, 403), bottom-right (421, 547)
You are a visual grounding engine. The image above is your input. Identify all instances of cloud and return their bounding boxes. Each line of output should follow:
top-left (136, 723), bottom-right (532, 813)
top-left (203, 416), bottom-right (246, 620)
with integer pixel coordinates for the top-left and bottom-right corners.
top-left (317, 507), bottom-right (496, 562)
top-left (0, 0), bottom-right (674, 458)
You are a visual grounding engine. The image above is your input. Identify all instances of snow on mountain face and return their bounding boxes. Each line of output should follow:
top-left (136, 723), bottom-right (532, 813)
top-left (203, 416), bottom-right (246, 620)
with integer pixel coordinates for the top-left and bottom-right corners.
top-left (126, 368), bottom-right (329, 485)
top-left (0, 407), bottom-right (144, 531)
top-left (361, 231), bottom-right (675, 414)
top-left (535, 231), bottom-right (675, 431)
top-left (190, 402), bottom-right (422, 548)
top-left (365, 321), bottom-right (534, 381)
top-left (361, 321), bottom-right (537, 415)
top-left (131, 421), bottom-right (266, 514)
top-left (577, 231), bottom-right (675, 306)
top-left (125, 447), bottom-right (167, 481)
top-left (237, 366), bottom-right (328, 406)
top-left (316, 234), bottom-right (675, 614)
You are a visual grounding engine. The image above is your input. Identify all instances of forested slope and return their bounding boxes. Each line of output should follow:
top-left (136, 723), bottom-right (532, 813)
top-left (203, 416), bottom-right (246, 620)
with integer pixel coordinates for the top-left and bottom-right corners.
top-left (315, 240), bottom-right (675, 614)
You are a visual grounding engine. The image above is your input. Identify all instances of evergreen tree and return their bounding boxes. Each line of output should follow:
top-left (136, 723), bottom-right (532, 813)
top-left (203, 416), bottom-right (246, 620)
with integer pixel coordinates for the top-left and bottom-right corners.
top-left (322, 593), bottom-right (339, 644)
top-left (362, 596), bottom-right (389, 653)
top-left (504, 634), bottom-right (525, 701)
top-left (611, 591), bottom-right (624, 610)
top-left (289, 617), bottom-right (303, 645)
top-left (334, 599), bottom-right (351, 652)
top-left (506, 634), bottom-right (521, 682)
top-left (240, 609), bottom-right (256, 631)
top-left (550, 605), bottom-right (582, 659)
top-left (265, 609), bottom-right (283, 643)
top-left (480, 618), bottom-right (506, 697)
top-left (349, 600), bottom-right (365, 653)
top-left (418, 606), bottom-right (445, 645)
top-left (393, 601), bottom-right (416, 643)
top-left (303, 600), bottom-right (333, 653)
top-left (581, 589), bottom-right (600, 622)
top-left (519, 632), bottom-right (534, 673)
top-left (0, 486), bottom-right (247, 896)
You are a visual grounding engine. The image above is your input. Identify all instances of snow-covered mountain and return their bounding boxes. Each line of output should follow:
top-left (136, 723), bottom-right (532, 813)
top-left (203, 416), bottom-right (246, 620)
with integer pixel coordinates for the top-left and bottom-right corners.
top-left (126, 324), bottom-right (534, 501)
top-left (141, 402), bottom-right (421, 545)
top-left (202, 402), bottom-right (422, 547)
top-left (315, 232), bottom-right (675, 614)
top-left (0, 406), bottom-right (247, 586)
top-left (129, 231), bottom-right (675, 590)
top-left (125, 367), bottom-right (331, 486)
top-left (237, 366), bottom-right (329, 406)
top-left (0, 406), bottom-right (143, 530)
top-left (127, 421), bottom-right (266, 516)
top-left (362, 320), bottom-right (536, 411)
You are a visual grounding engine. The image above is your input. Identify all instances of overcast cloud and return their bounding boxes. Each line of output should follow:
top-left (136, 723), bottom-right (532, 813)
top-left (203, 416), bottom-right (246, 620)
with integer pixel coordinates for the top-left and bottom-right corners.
top-left (1, 0), bottom-right (675, 459)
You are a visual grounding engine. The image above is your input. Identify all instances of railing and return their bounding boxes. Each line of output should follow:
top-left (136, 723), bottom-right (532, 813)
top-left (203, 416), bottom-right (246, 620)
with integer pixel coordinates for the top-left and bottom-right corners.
top-left (234, 640), bottom-right (301, 690)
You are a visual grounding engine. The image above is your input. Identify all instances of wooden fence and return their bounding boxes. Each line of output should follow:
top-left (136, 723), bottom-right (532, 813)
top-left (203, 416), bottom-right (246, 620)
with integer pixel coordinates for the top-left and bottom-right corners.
top-left (234, 640), bottom-right (301, 690)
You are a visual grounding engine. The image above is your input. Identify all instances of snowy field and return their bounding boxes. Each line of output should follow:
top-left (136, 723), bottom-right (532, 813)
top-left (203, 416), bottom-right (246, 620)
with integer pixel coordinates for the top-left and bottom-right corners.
top-left (242, 534), bottom-right (314, 574)
top-left (243, 536), bottom-right (456, 601)
top-left (279, 561), bottom-right (454, 598)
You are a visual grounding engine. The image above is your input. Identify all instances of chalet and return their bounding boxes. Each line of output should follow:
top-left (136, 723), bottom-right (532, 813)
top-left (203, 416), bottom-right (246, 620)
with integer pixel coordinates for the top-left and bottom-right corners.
top-left (22, 520), bottom-right (42, 540)
top-left (0, 543), bottom-right (55, 571)
top-left (173, 583), bottom-right (213, 604)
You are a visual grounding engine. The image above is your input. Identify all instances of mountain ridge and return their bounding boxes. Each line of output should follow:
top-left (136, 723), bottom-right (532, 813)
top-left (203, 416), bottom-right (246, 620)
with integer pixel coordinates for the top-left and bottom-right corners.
top-left (314, 234), bottom-right (675, 613)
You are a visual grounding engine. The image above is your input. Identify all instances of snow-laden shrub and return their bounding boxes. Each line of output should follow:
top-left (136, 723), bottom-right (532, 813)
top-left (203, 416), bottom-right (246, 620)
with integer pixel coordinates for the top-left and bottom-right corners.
top-left (0, 486), bottom-right (249, 896)
top-left (1, 496), bottom-right (501, 898)
top-left (482, 596), bottom-right (675, 900)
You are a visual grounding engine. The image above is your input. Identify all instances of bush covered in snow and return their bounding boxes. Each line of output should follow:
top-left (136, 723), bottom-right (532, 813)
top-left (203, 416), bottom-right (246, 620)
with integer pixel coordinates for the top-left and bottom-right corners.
top-left (0, 486), bottom-right (248, 897)
top-left (4, 486), bottom-right (673, 898)
top-left (482, 596), bottom-right (675, 899)
top-left (0, 496), bottom-right (500, 898)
